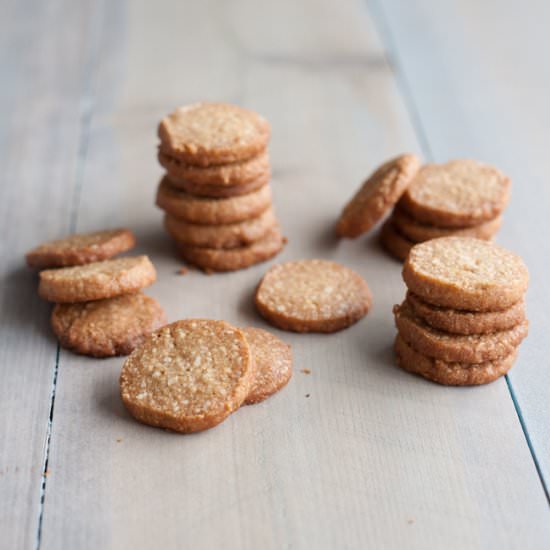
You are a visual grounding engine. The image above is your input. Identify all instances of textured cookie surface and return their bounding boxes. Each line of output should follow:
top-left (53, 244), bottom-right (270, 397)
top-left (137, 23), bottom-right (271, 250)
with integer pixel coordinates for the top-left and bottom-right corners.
top-left (380, 220), bottom-right (414, 262)
top-left (120, 320), bottom-right (255, 433)
top-left (51, 293), bottom-right (166, 357)
top-left (158, 103), bottom-right (271, 166)
top-left (165, 172), bottom-right (269, 198)
top-left (394, 335), bottom-right (516, 386)
top-left (336, 154), bottom-right (420, 238)
top-left (255, 259), bottom-right (372, 333)
top-left (406, 291), bottom-right (525, 335)
top-left (243, 327), bottom-right (293, 405)
top-left (394, 301), bottom-right (528, 363)
top-left (156, 177), bottom-right (272, 224)
top-left (178, 226), bottom-right (285, 272)
top-left (165, 207), bottom-right (276, 249)
top-left (398, 160), bottom-right (510, 227)
top-left (26, 229), bottom-right (135, 269)
top-left (402, 237), bottom-right (529, 311)
top-left (38, 255), bottom-right (157, 303)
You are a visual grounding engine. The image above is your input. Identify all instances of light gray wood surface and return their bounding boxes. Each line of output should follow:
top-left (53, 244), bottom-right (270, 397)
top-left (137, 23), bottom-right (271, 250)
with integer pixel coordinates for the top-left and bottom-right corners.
top-left (2, 1), bottom-right (549, 549)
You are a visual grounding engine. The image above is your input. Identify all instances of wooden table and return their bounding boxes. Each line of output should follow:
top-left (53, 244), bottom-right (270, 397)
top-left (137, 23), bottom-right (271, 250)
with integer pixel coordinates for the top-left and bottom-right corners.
top-left (2, 1), bottom-right (549, 548)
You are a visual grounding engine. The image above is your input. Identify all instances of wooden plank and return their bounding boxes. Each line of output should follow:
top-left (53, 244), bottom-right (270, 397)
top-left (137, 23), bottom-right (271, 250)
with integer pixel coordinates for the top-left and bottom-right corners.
top-left (369, 0), bottom-right (550, 493)
top-left (0, 1), bottom-right (107, 548)
top-left (38, 0), bottom-right (550, 548)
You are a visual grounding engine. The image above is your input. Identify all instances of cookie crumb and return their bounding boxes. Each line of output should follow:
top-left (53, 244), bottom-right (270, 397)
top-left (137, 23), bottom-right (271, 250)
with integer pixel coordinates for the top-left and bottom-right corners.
top-left (116, 438), bottom-right (123, 443)
top-left (305, 393), bottom-right (311, 398)
top-left (407, 519), bottom-right (414, 525)
top-left (301, 368), bottom-right (311, 374)
top-left (178, 266), bottom-right (189, 275)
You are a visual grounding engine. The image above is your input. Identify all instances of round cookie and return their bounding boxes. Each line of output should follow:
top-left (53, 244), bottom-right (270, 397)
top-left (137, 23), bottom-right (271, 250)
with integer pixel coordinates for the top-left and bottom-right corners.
top-left (402, 237), bottom-right (529, 311)
top-left (255, 259), bottom-right (372, 333)
top-left (158, 150), bottom-right (270, 186)
top-left (156, 177), bottom-right (272, 224)
top-left (393, 301), bottom-right (528, 363)
top-left (178, 226), bottom-right (285, 272)
top-left (391, 207), bottom-right (502, 243)
top-left (380, 220), bottom-right (414, 262)
top-left (394, 334), bottom-right (516, 386)
top-left (120, 320), bottom-right (255, 433)
top-left (158, 102), bottom-right (271, 167)
top-left (336, 154), bottom-right (420, 238)
top-left (38, 255), bottom-right (157, 303)
top-left (406, 291), bottom-right (526, 335)
top-left (26, 228), bottom-right (135, 269)
top-left (242, 327), bottom-right (293, 405)
top-left (166, 172), bottom-right (269, 198)
top-left (165, 207), bottom-right (276, 249)
top-left (51, 293), bottom-right (166, 358)
top-left (398, 160), bottom-right (510, 227)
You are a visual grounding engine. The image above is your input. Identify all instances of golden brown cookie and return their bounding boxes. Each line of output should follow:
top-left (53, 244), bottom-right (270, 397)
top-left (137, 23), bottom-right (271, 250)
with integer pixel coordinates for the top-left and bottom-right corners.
top-left (157, 178), bottom-right (272, 226)
top-left (51, 293), bottom-right (166, 358)
top-left (391, 207), bottom-right (502, 243)
top-left (393, 301), bottom-right (528, 363)
top-left (38, 256), bottom-right (157, 303)
top-left (406, 291), bottom-right (526, 335)
top-left (380, 220), bottom-right (414, 261)
top-left (242, 327), bottom-right (293, 405)
top-left (165, 172), bottom-right (269, 198)
top-left (164, 207), bottom-right (276, 249)
top-left (158, 149), bottom-right (270, 186)
top-left (394, 334), bottom-right (516, 386)
top-left (178, 226), bottom-right (285, 272)
top-left (336, 154), bottom-right (420, 238)
top-left (26, 229), bottom-right (135, 269)
top-left (158, 103), bottom-right (271, 167)
top-left (402, 237), bottom-right (529, 311)
top-left (255, 259), bottom-right (372, 333)
top-left (120, 320), bottom-right (255, 433)
top-left (398, 160), bottom-right (510, 227)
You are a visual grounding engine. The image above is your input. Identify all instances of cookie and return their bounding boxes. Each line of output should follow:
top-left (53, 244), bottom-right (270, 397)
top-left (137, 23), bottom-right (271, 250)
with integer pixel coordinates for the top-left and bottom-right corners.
top-left (391, 207), bottom-right (502, 243)
top-left (158, 102), bottom-right (271, 167)
top-left (402, 237), bottom-right (529, 311)
top-left (380, 220), bottom-right (414, 261)
top-left (51, 293), bottom-right (166, 357)
top-left (406, 291), bottom-right (526, 335)
top-left (398, 160), bottom-right (511, 227)
top-left (120, 320), bottom-right (255, 433)
top-left (156, 177), bottom-right (272, 225)
top-left (255, 259), bottom-right (372, 333)
top-left (178, 226), bottom-right (285, 272)
top-left (393, 301), bottom-right (528, 363)
top-left (158, 149), bottom-right (270, 186)
top-left (394, 334), bottom-right (516, 386)
top-left (164, 207), bottom-right (276, 249)
top-left (26, 228), bottom-right (135, 269)
top-left (166, 173), bottom-right (269, 198)
top-left (336, 154), bottom-right (420, 238)
top-left (38, 255), bottom-right (157, 303)
top-left (242, 327), bottom-right (293, 405)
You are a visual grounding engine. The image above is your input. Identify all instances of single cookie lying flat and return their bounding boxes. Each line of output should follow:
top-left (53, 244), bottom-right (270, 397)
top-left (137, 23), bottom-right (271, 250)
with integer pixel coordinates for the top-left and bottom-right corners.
top-left (178, 226), bottom-right (285, 272)
top-left (51, 293), bottom-right (166, 357)
top-left (158, 103), bottom-right (271, 166)
top-left (165, 207), bottom-right (276, 249)
top-left (166, 173), bottom-right (269, 198)
top-left (336, 154), bottom-right (420, 238)
top-left (398, 160), bottom-right (510, 227)
top-left (394, 335), bottom-right (516, 386)
top-left (26, 229), bottom-right (135, 269)
top-left (39, 255), bottom-right (156, 303)
top-left (380, 220), bottom-right (414, 262)
top-left (156, 177), bottom-right (272, 225)
top-left (255, 259), bottom-right (372, 333)
top-left (242, 327), bottom-right (293, 405)
top-left (406, 291), bottom-right (525, 335)
top-left (393, 301), bottom-right (528, 363)
top-left (120, 320), bottom-right (255, 433)
top-left (402, 237), bottom-right (529, 311)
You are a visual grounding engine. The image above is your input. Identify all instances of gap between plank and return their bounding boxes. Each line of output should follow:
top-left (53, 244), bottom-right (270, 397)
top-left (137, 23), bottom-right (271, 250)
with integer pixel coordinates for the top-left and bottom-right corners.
top-left (365, 0), bottom-right (550, 505)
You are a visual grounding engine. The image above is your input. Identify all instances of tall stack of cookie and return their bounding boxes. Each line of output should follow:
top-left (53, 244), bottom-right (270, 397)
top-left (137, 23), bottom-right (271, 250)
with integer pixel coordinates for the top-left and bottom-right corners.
top-left (156, 102), bottom-right (285, 272)
top-left (393, 237), bottom-right (529, 385)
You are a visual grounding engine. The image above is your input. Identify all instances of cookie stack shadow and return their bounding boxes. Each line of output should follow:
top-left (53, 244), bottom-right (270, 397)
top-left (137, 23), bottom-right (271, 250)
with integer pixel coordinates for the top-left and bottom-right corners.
top-left (155, 102), bottom-right (285, 272)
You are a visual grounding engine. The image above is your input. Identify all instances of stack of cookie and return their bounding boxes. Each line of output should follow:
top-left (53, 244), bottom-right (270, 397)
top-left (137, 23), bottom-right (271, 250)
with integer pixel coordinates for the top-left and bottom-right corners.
top-left (156, 102), bottom-right (285, 272)
top-left (393, 237), bottom-right (529, 385)
top-left (26, 229), bottom-right (165, 357)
